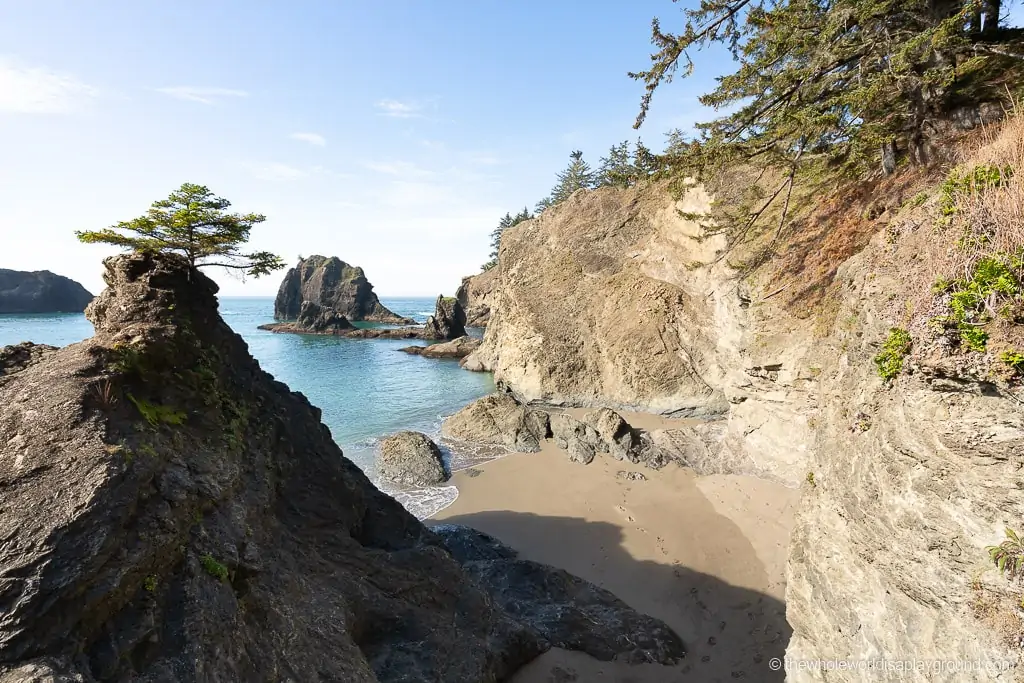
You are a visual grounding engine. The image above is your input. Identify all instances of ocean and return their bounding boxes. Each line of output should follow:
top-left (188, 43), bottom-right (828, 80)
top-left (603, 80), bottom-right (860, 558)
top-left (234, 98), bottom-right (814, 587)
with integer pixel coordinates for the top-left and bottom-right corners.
top-left (0, 296), bottom-right (495, 518)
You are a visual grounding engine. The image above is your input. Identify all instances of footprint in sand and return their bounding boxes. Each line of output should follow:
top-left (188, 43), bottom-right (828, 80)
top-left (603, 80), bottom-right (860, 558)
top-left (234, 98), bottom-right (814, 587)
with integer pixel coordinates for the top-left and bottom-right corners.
top-left (614, 505), bottom-right (635, 523)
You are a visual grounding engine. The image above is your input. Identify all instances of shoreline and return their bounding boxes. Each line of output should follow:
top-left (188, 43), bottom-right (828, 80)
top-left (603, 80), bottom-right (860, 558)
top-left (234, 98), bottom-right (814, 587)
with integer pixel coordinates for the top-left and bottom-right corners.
top-left (426, 412), bottom-right (800, 682)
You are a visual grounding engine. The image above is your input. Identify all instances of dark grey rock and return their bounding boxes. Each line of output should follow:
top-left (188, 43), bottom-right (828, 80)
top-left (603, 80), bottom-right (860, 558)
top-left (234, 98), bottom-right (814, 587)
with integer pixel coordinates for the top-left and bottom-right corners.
top-left (433, 525), bottom-right (686, 665)
top-left (377, 431), bottom-right (448, 487)
top-left (272, 255), bottom-right (410, 323)
top-left (422, 295), bottom-right (467, 340)
top-left (0, 269), bottom-right (93, 313)
top-left (294, 300), bottom-right (353, 333)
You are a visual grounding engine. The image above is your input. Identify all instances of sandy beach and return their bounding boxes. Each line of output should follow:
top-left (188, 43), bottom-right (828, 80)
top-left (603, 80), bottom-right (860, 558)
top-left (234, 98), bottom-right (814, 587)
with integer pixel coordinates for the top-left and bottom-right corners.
top-left (431, 417), bottom-right (799, 683)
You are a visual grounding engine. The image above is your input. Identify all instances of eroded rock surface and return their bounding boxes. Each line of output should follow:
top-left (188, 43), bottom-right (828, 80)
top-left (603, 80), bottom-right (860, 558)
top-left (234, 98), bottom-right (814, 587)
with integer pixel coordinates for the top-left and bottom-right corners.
top-left (456, 267), bottom-right (499, 327)
top-left (399, 336), bottom-right (482, 359)
top-left (422, 295), bottom-right (467, 340)
top-left (272, 255), bottom-right (411, 323)
top-left (377, 431), bottom-right (447, 487)
top-left (442, 393), bottom-right (551, 453)
top-left (0, 253), bottom-right (684, 682)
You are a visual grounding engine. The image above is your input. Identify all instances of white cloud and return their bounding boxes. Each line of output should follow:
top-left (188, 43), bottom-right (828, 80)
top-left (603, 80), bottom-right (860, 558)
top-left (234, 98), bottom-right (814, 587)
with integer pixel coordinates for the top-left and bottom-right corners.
top-left (155, 86), bottom-right (248, 104)
top-left (245, 162), bottom-right (307, 181)
top-left (290, 132), bottom-right (326, 146)
top-left (375, 99), bottom-right (423, 118)
top-left (0, 57), bottom-right (98, 114)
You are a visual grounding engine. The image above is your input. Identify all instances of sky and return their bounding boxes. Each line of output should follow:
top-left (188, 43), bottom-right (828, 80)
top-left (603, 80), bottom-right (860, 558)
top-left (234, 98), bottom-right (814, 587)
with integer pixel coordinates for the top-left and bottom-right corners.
top-left (0, 1), bottom-right (733, 296)
top-left (15, 3), bottom-right (1019, 297)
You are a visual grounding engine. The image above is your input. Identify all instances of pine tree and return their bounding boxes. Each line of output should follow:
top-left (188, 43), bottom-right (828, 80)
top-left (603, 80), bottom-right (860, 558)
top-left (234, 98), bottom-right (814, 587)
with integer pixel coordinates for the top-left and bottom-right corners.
top-left (598, 141), bottom-right (636, 187)
top-left (536, 150), bottom-right (596, 212)
top-left (482, 207), bottom-right (532, 270)
top-left (76, 183), bottom-right (284, 278)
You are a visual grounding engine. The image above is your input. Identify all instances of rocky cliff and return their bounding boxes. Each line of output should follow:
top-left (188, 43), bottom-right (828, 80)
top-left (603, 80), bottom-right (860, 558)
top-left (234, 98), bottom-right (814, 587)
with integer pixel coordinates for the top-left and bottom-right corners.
top-left (472, 162), bottom-right (1024, 677)
top-left (0, 268), bottom-right (93, 313)
top-left (0, 252), bottom-right (684, 682)
top-left (273, 255), bottom-right (410, 323)
top-left (457, 267), bottom-right (499, 327)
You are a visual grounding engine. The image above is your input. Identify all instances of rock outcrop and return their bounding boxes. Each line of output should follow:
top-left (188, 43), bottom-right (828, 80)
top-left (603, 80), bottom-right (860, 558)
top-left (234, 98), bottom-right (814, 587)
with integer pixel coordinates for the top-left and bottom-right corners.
top-left (272, 255), bottom-right (411, 323)
top-left (398, 336), bottom-right (482, 359)
top-left (295, 300), bottom-right (354, 333)
top-left (442, 393), bottom-right (551, 453)
top-left (422, 295), bottom-right (467, 340)
top-left (377, 431), bottom-right (447, 487)
top-left (0, 268), bottom-right (93, 313)
top-left (0, 252), bottom-right (685, 682)
top-left (456, 267), bottom-right (499, 327)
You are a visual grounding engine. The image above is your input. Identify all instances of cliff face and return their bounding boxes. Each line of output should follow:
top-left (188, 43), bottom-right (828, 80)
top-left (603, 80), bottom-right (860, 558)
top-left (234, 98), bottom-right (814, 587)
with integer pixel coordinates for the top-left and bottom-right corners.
top-left (474, 176), bottom-right (1024, 676)
top-left (0, 268), bottom-right (93, 313)
top-left (273, 255), bottom-right (409, 323)
top-left (456, 267), bottom-right (499, 327)
top-left (0, 252), bottom-right (684, 682)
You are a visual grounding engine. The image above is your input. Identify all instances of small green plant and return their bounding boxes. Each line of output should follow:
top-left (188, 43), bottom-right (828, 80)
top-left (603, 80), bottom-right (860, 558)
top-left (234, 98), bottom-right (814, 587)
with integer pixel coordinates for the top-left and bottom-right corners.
top-left (935, 252), bottom-right (1023, 352)
top-left (986, 528), bottom-right (1024, 581)
top-left (127, 393), bottom-right (186, 426)
top-left (1001, 349), bottom-right (1024, 375)
top-left (200, 553), bottom-right (229, 582)
top-left (144, 575), bottom-right (157, 592)
top-left (805, 472), bottom-right (816, 488)
top-left (110, 342), bottom-right (147, 376)
top-left (874, 328), bottom-right (912, 380)
top-left (908, 191), bottom-right (929, 208)
top-left (939, 164), bottom-right (1014, 216)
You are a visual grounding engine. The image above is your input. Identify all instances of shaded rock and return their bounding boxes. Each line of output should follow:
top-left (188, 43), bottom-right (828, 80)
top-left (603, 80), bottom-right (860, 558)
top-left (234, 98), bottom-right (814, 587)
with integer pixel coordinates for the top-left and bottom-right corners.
top-left (0, 269), bottom-right (93, 313)
top-left (0, 342), bottom-right (58, 380)
top-left (549, 412), bottom-right (600, 465)
top-left (422, 295), bottom-right (467, 340)
top-left (581, 408), bottom-right (641, 462)
top-left (433, 525), bottom-right (686, 665)
top-left (272, 255), bottom-right (411, 323)
top-left (295, 300), bottom-right (353, 333)
top-left (442, 393), bottom-right (549, 452)
top-left (399, 336), bottom-right (482, 359)
top-left (377, 431), bottom-right (448, 487)
top-left (456, 268), bottom-right (499, 327)
top-left (1, 252), bottom-right (558, 682)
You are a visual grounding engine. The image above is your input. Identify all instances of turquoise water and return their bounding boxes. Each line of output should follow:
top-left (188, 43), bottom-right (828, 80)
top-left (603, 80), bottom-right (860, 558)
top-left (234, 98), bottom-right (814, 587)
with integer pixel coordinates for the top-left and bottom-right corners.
top-left (0, 297), bottom-right (494, 516)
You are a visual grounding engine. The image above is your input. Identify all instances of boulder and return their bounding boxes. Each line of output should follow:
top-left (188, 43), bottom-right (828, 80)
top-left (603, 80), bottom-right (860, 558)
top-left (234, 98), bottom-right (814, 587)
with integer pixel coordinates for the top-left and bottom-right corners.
top-left (548, 412), bottom-right (600, 465)
top-left (295, 300), bottom-right (353, 333)
top-left (0, 252), bottom-right (684, 681)
top-left (272, 255), bottom-right (410, 323)
top-left (399, 336), bottom-right (481, 359)
top-left (433, 525), bottom-right (686, 665)
top-left (377, 431), bottom-right (448, 487)
top-left (441, 393), bottom-right (549, 452)
top-left (456, 267), bottom-right (499, 327)
top-left (0, 268), bottom-right (93, 313)
top-left (581, 408), bottom-right (641, 462)
top-left (422, 295), bottom-right (467, 340)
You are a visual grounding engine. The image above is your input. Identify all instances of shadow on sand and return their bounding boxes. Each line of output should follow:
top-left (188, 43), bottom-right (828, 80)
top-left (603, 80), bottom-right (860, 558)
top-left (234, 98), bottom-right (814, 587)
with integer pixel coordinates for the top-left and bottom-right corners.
top-left (431, 511), bottom-right (791, 683)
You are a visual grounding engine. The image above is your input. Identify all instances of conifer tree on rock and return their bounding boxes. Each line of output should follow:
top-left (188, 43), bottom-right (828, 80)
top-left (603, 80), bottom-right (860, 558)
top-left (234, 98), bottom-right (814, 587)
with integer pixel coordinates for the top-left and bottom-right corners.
top-left (76, 182), bottom-right (285, 278)
top-left (536, 150), bottom-right (597, 213)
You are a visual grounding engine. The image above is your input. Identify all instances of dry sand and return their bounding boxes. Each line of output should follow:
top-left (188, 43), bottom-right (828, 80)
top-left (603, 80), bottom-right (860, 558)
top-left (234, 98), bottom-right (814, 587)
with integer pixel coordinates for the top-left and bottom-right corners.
top-left (431, 417), bottom-right (799, 683)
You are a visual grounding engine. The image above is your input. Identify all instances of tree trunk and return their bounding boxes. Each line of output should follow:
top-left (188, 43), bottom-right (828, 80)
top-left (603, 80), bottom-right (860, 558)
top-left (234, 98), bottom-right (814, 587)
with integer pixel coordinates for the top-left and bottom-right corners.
top-left (881, 141), bottom-right (898, 175)
top-left (983, 0), bottom-right (1001, 35)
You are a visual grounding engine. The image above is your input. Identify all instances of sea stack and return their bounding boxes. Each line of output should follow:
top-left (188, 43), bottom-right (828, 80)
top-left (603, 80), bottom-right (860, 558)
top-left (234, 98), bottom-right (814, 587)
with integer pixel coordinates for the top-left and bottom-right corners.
top-left (0, 268), bottom-right (93, 313)
top-left (272, 255), bottom-right (411, 323)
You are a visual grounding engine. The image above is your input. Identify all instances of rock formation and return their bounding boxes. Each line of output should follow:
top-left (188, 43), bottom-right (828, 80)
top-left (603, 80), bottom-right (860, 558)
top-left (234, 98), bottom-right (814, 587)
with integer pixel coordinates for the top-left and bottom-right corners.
top-left (422, 295), bottom-right (467, 340)
top-left (0, 252), bottom-right (684, 681)
top-left (460, 169), bottom-right (1024, 676)
top-left (377, 431), bottom-right (448, 487)
top-left (398, 336), bottom-right (481, 359)
top-left (442, 393), bottom-right (552, 453)
top-left (456, 267), bottom-right (499, 327)
top-left (272, 255), bottom-right (411, 323)
top-left (0, 268), bottom-right (93, 313)
top-left (295, 300), bottom-right (354, 333)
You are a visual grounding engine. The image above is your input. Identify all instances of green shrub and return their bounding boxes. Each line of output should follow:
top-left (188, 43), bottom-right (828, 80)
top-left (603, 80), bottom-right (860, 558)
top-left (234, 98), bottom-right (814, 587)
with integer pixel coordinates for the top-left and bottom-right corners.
top-left (939, 164), bottom-right (1013, 216)
top-left (127, 394), bottom-right (186, 427)
top-left (144, 575), bottom-right (157, 592)
top-left (1001, 349), bottom-right (1024, 375)
top-left (874, 328), bottom-right (912, 380)
top-left (936, 252), bottom-right (1023, 352)
top-left (200, 553), bottom-right (229, 581)
top-left (987, 528), bottom-right (1024, 582)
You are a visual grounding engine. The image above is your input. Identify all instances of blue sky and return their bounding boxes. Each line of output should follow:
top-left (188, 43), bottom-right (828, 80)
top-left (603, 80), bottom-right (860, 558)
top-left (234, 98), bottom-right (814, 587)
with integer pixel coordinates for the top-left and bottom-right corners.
top-left (10, 2), bottom-right (1016, 297)
top-left (0, 1), bottom-right (729, 296)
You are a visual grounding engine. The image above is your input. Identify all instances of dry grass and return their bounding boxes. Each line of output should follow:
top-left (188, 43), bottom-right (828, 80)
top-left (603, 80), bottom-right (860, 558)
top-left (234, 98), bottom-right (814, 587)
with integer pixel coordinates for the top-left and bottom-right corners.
top-left (970, 583), bottom-right (1024, 650)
